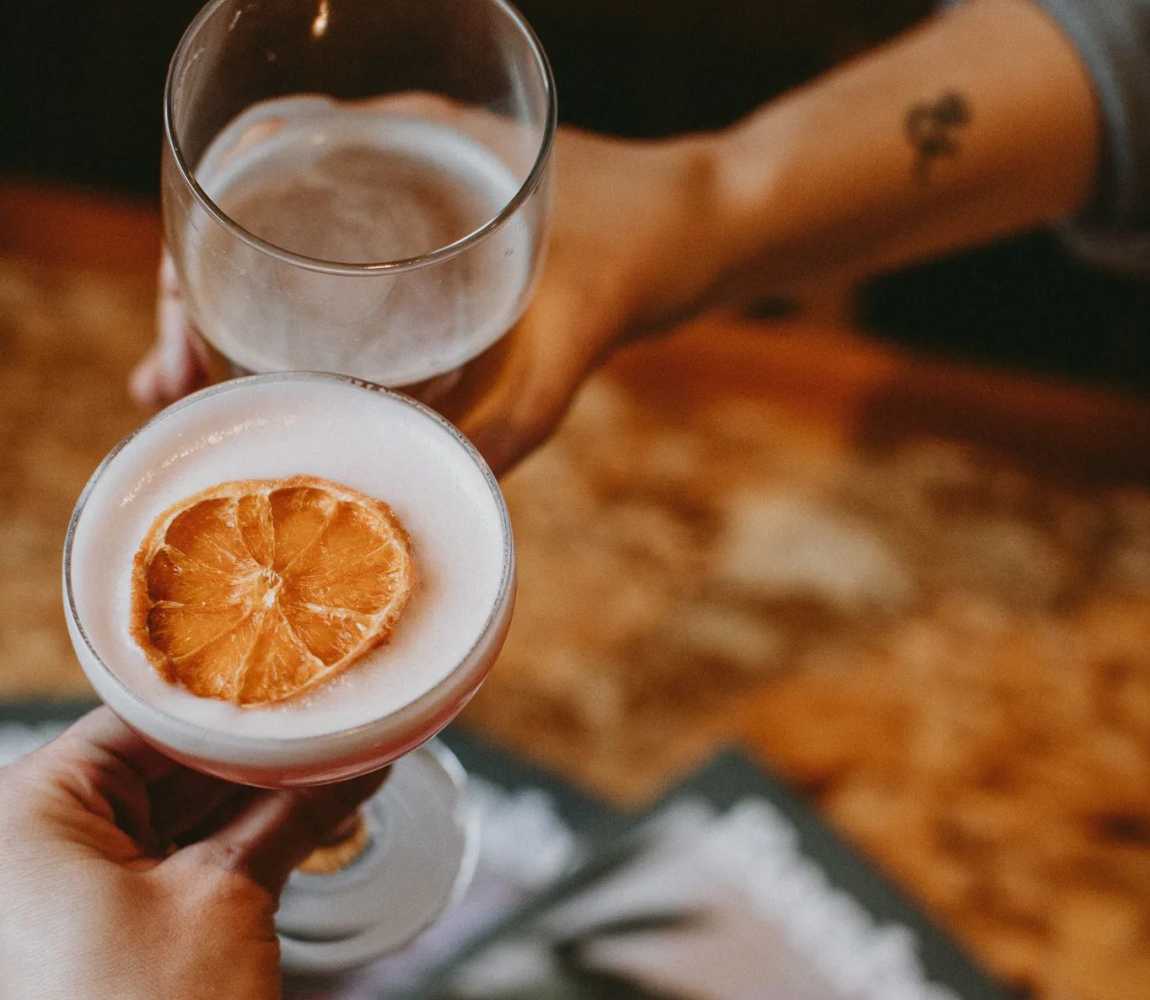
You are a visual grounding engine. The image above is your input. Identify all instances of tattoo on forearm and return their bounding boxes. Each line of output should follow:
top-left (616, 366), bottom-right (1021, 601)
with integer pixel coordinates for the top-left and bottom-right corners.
top-left (905, 92), bottom-right (971, 183)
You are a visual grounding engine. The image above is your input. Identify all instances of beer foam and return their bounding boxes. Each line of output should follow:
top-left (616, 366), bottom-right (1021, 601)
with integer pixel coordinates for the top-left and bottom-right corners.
top-left (68, 376), bottom-right (509, 741)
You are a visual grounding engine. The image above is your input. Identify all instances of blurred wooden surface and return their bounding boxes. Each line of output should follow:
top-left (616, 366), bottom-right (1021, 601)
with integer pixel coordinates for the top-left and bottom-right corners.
top-left (3, 185), bottom-right (1150, 998)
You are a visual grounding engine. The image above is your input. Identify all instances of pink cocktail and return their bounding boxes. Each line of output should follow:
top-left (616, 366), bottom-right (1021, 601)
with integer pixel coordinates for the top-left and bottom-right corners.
top-left (63, 373), bottom-right (515, 970)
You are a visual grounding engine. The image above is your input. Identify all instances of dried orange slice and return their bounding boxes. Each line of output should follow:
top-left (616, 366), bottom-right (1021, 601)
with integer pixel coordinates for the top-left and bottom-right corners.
top-left (130, 475), bottom-right (415, 706)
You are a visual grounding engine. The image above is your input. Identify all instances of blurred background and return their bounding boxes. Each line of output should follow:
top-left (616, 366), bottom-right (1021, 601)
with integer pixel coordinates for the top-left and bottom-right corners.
top-left (2, 3), bottom-right (1150, 998)
top-left (5, 0), bottom-right (1150, 384)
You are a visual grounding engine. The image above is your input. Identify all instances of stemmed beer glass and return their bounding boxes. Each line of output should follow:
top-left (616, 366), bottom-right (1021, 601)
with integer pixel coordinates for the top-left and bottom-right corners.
top-left (163, 0), bottom-right (554, 395)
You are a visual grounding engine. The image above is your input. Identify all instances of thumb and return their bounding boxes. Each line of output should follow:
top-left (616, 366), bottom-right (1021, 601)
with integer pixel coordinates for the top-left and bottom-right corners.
top-left (167, 770), bottom-right (387, 896)
top-left (448, 310), bottom-right (607, 477)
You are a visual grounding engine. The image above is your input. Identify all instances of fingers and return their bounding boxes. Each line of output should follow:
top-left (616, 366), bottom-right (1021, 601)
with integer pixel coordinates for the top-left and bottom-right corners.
top-left (171, 770), bottom-right (388, 895)
top-left (129, 338), bottom-right (201, 410)
top-left (450, 305), bottom-right (607, 477)
top-left (53, 708), bottom-right (176, 785)
top-left (130, 256), bottom-right (211, 410)
top-left (149, 768), bottom-right (244, 847)
top-left (31, 709), bottom-right (179, 845)
top-left (458, 390), bottom-right (556, 477)
top-left (458, 367), bottom-right (575, 477)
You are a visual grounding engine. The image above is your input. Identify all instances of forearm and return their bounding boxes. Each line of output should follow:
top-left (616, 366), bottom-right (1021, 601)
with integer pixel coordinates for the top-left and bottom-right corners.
top-left (706, 0), bottom-right (1100, 298)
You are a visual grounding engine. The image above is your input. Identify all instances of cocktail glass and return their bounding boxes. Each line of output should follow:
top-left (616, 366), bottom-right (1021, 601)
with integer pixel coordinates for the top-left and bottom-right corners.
top-left (64, 373), bottom-right (516, 972)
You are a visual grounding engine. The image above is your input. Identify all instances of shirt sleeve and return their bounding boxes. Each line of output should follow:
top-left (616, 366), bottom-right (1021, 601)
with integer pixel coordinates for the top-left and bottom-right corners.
top-left (1028, 0), bottom-right (1150, 269)
top-left (940, 0), bottom-right (1150, 268)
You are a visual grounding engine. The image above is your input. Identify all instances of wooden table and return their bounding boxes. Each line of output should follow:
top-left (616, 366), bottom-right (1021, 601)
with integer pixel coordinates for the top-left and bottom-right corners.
top-left (3, 183), bottom-right (1150, 999)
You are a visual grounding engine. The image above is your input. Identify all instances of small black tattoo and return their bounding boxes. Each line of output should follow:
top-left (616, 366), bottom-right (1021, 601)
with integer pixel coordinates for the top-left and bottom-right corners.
top-left (905, 91), bottom-right (971, 183)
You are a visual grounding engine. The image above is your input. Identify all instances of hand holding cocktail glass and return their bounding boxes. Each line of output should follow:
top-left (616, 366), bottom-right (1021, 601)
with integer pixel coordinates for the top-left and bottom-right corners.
top-left (65, 373), bottom-right (515, 971)
top-left (0, 709), bottom-right (384, 998)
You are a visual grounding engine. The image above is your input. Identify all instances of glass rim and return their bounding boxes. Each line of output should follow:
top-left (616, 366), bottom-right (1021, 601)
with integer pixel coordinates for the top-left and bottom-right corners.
top-left (63, 371), bottom-right (516, 749)
top-left (163, 0), bottom-right (557, 277)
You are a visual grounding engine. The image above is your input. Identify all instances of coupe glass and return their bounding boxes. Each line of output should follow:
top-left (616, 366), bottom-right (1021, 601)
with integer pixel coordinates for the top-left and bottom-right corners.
top-left (64, 373), bottom-right (516, 972)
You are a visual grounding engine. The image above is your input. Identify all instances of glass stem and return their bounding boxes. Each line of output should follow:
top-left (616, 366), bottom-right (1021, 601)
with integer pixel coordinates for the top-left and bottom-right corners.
top-left (297, 809), bottom-right (370, 874)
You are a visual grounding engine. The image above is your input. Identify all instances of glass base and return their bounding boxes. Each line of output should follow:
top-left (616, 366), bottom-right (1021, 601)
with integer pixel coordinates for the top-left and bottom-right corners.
top-left (276, 741), bottom-right (478, 974)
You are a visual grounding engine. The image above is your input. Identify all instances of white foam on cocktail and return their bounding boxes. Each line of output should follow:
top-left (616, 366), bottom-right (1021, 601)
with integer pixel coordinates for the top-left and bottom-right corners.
top-left (69, 377), bottom-right (507, 741)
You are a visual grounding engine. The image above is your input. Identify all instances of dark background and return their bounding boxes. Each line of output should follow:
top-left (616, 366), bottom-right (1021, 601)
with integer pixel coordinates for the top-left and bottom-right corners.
top-left (3, 0), bottom-right (1147, 390)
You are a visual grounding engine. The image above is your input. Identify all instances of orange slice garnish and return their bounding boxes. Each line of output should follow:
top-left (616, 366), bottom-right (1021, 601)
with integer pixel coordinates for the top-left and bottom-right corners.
top-left (130, 475), bottom-right (415, 706)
